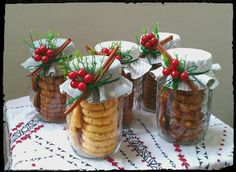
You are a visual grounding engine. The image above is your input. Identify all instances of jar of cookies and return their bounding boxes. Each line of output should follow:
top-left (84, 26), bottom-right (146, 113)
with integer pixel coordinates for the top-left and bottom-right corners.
top-left (59, 53), bottom-right (133, 158)
top-left (21, 31), bottom-right (75, 122)
top-left (93, 41), bottom-right (151, 126)
top-left (138, 23), bottom-right (181, 112)
top-left (150, 48), bottom-right (221, 145)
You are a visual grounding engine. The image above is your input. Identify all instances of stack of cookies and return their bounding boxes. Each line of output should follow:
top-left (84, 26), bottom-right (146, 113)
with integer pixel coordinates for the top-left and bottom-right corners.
top-left (158, 89), bottom-right (206, 144)
top-left (33, 76), bottom-right (66, 122)
top-left (143, 64), bottom-right (161, 111)
top-left (69, 98), bottom-right (119, 158)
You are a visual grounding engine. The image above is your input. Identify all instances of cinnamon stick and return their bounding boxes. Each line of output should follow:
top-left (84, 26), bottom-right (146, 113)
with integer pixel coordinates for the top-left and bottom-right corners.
top-left (156, 43), bottom-right (174, 62)
top-left (185, 79), bottom-right (199, 95)
top-left (28, 38), bottom-right (72, 77)
top-left (160, 35), bottom-right (173, 46)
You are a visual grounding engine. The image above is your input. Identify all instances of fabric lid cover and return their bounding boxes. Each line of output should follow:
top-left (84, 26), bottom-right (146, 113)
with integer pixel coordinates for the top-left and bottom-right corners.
top-left (150, 48), bottom-right (221, 91)
top-left (59, 55), bottom-right (133, 103)
top-left (21, 38), bottom-right (75, 76)
top-left (94, 40), bottom-right (152, 80)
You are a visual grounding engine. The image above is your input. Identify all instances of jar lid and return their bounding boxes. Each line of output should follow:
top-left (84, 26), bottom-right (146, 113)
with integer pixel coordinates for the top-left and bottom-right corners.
top-left (59, 55), bottom-right (133, 103)
top-left (150, 48), bottom-right (221, 91)
top-left (94, 40), bottom-right (152, 79)
top-left (139, 32), bottom-right (181, 65)
top-left (21, 38), bottom-right (75, 76)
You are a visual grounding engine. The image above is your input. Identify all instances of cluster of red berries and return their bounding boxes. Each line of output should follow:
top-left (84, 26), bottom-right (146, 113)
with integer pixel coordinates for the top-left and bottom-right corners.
top-left (33, 45), bottom-right (54, 63)
top-left (68, 68), bottom-right (94, 91)
top-left (140, 32), bottom-right (158, 50)
top-left (162, 59), bottom-right (189, 81)
top-left (100, 48), bottom-right (122, 61)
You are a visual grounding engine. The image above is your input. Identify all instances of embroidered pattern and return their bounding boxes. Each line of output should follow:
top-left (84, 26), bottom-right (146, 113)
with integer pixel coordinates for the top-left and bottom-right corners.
top-left (105, 157), bottom-right (125, 170)
top-left (195, 140), bottom-right (209, 169)
top-left (216, 126), bottom-right (227, 163)
top-left (32, 134), bottom-right (96, 170)
top-left (119, 149), bottom-right (138, 169)
top-left (122, 127), bottom-right (161, 170)
top-left (173, 144), bottom-right (190, 169)
top-left (137, 118), bottom-right (177, 168)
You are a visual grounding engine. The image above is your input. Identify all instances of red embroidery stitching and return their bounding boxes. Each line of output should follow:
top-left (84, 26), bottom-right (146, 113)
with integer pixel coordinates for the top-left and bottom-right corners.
top-left (105, 157), bottom-right (125, 170)
top-left (216, 126), bottom-right (227, 162)
top-left (173, 144), bottom-right (190, 169)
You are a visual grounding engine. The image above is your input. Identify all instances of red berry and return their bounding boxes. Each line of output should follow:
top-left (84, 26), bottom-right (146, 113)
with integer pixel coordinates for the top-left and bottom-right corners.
top-left (108, 49), bottom-right (113, 55)
top-left (150, 37), bottom-right (158, 46)
top-left (101, 48), bottom-right (109, 55)
top-left (115, 55), bottom-right (122, 61)
top-left (145, 42), bottom-right (152, 49)
top-left (171, 70), bottom-right (179, 79)
top-left (141, 35), bottom-right (149, 45)
top-left (180, 72), bottom-right (189, 81)
top-left (170, 59), bottom-right (180, 70)
top-left (83, 74), bottom-right (94, 83)
top-left (41, 55), bottom-right (49, 63)
top-left (34, 54), bottom-right (41, 62)
top-left (34, 48), bottom-right (41, 55)
top-left (45, 49), bottom-right (54, 57)
top-left (147, 32), bottom-right (155, 39)
top-left (68, 71), bottom-right (77, 80)
top-left (70, 80), bottom-right (79, 88)
top-left (77, 82), bottom-right (87, 91)
top-left (162, 68), bottom-right (171, 76)
top-left (77, 68), bottom-right (86, 78)
top-left (39, 45), bottom-right (47, 54)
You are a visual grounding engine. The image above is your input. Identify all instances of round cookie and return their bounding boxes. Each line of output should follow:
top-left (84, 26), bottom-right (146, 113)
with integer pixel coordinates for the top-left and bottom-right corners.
top-left (82, 110), bottom-right (118, 125)
top-left (82, 103), bottom-right (118, 118)
top-left (82, 120), bottom-right (117, 133)
top-left (81, 134), bottom-right (118, 148)
top-left (80, 98), bottom-right (118, 111)
top-left (40, 94), bottom-right (66, 104)
top-left (82, 128), bottom-right (118, 141)
top-left (40, 89), bottom-right (66, 98)
top-left (38, 80), bottom-right (60, 91)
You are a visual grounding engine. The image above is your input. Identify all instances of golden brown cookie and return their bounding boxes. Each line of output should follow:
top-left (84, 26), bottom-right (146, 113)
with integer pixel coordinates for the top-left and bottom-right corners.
top-left (82, 128), bottom-right (118, 141)
top-left (82, 110), bottom-right (118, 125)
top-left (80, 98), bottom-right (118, 111)
top-left (82, 120), bottom-right (117, 133)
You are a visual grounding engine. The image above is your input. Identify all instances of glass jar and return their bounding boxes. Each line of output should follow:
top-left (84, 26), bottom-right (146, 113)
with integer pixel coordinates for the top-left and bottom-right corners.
top-left (156, 87), bottom-right (212, 145)
top-left (67, 96), bottom-right (124, 158)
top-left (31, 75), bottom-right (67, 123)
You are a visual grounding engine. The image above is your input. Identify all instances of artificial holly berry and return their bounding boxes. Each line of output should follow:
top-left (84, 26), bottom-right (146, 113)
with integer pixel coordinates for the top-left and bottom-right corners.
top-left (170, 59), bottom-right (180, 70)
top-left (70, 80), bottom-right (79, 88)
top-left (41, 55), bottom-right (49, 63)
top-left (108, 49), bottom-right (113, 55)
top-left (34, 54), bottom-right (42, 62)
top-left (115, 55), bottom-right (122, 61)
top-left (83, 74), bottom-right (94, 83)
top-left (180, 72), bottom-right (189, 81)
top-left (46, 49), bottom-right (54, 57)
top-left (171, 70), bottom-right (179, 79)
top-left (162, 68), bottom-right (171, 76)
top-left (39, 45), bottom-right (47, 54)
top-left (145, 42), bottom-right (152, 49)
top-left (77, 68), bottom-right (86, 78)
top-left (141, 35), bottom-right (149, 45)
top-left (77, 82), bottom-right (87, 91)
top-left (34, 48), bottom-right (41, 55)
top-left (101, 48), bottom-right (109, 55)
top-left (150, 37), bottom-right (158, 45)
top-left (68, 71), bottom-right (77, 80)
top-left (147, 32), bottom-right (155, 39)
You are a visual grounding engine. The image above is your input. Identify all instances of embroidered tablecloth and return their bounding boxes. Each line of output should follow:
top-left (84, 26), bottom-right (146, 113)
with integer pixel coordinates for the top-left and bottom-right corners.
top-left (3, 96), bottom-right (234, 170)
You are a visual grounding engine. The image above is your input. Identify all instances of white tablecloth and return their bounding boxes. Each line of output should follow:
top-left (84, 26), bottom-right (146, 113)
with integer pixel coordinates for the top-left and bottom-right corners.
top-left (3, 96), bottom-right (234, 170)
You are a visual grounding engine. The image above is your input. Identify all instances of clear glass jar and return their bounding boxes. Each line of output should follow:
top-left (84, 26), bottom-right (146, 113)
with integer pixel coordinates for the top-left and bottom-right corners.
top-left (31, 75), bottom-right (67, 123)
top-left (156, 86), bottom-right (212, 145)
top-left (67, 97), bottom-right (124, 158)
top-left (122, 72), bottom-right (143, 126)
top-left (142, 63), bottom-right (161, 112)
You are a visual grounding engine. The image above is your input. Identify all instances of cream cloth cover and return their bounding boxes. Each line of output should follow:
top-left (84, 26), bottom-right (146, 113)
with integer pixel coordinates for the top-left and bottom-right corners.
top-left (94, 41), bottom-right (152, 80)
top-left (59, 55), bottom-right (133, 103)
top-left (150, 48), bottom-right (221, 91)
top-left (21, 38), bottom-right (75, 76)
top-left (139, 32), bottom-right (181, 65)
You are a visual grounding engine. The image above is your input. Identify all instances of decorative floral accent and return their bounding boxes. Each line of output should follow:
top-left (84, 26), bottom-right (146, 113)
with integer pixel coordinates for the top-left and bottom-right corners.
top-left (136, 22), bottom-right (161, 57)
